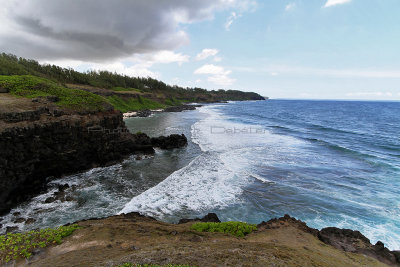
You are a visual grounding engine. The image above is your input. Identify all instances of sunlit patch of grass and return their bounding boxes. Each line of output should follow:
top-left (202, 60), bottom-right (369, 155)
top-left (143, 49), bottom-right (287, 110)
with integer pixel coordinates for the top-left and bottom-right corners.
top-left (191, 221), bottom-right (257, 238)
top-left (0, 224), bottom-right (79, 263)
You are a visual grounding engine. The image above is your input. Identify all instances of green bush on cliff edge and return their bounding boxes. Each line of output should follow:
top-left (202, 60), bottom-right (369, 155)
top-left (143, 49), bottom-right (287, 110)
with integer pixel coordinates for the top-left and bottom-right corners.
top-left (191, 221), bottom-right (257, 237)
top-left (0, 224), bottom-right (79, 263)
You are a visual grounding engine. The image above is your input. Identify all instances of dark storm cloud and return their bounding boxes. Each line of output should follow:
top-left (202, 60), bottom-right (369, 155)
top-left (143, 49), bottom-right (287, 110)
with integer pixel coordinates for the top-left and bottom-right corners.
top-left (0, 0), bottom-right (229, 61)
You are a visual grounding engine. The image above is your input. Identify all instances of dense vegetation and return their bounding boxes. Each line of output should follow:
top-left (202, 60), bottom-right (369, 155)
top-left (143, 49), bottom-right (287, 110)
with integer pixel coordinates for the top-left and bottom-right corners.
top-left (107, 95), bottom-right (166, 113)
top-left (0, 75), bottom-right (108, 112)
top-left (191, 222), bottom-right (257, 238)
top-left (0, 53), bottom-right (264, 104)
top-left (0, 224), bottom-right (79, 263)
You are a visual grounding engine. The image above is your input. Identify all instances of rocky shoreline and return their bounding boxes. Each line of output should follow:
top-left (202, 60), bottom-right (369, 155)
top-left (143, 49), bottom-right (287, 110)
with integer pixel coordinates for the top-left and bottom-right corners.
top-left (0, 94), bottom-right (189, 216)
top-left (123, 104), bottom-right (203, 119)
top-left (6, 212), bottom-right (399, 266)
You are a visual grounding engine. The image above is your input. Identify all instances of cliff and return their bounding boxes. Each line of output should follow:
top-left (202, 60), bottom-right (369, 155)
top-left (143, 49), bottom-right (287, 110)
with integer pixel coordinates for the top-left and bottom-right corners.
top-left (0, 93), bottom-right (186, 215)
top-left (7, 213), bottom-right (399, 267)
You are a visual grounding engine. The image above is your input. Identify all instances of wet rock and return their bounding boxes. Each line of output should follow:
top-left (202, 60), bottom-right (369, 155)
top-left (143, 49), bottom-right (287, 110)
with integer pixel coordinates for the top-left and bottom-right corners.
top-left (25, 218), bottom-right (36, 224)
top-left (6, 226), bottom-right (18, 233)
top-left (0, 110), bottom-right (157, 215)
top-left (44, 197), bottom-right (56, 203)
top-left (53, 191), bottom-right (66, 201)
top-left (14, 217), bottom-right (26, 223)
top-left (12, 212), bottom-right (21, 216)
top-left (65, 196), bottom-right (74, 202)
top-left (135, 155), bottom-right (142, 160)
top-left (58, 184), bottom-right (70, 192)
top-left (178, 213), bottom-right (221, 224)
top-left (151, 134), bottom-right (188, 149)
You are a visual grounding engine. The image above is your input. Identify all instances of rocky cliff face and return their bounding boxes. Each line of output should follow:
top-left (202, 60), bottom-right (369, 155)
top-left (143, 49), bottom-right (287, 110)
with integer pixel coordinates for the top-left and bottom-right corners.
top-left (0, 107), bottom-right (159, 215)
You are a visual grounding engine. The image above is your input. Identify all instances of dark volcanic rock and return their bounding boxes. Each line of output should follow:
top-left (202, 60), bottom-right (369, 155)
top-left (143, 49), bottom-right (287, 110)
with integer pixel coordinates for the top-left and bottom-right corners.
top-left (58, 184), bottom-right (70, 192)
top-left (318, 227), bottom-right (400, 266)
top-left (0, 110), bottom-right (155, 215)
top-left (136, 109), bottom-right (152, 117)
top-left (164, 105), bottom-right (201, 113)
top-left (14, 217), bottom-right (26, 223)
top-left (151, 134), bottom-right (188, 149)
top-left (257, 215), bottom-right (400, 266)
top-left (6, 226), bottom-right (18, 233)
top-left (44, 197), bottom-right (56, 203)
top-left (257, 214), bottom-right (319, 236)
top-left (25, 218), bottom-right (36, 224)
top-left (178, 213), bottom-right (221, 224)
top-left (318, 227), bottom-right (370, 252)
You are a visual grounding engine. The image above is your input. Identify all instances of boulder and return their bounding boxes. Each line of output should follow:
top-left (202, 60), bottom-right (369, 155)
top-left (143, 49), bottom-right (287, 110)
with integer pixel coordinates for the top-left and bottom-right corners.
top-left (151, 134), bottom-right (188, 149)
top-left (0, 87), bottom-right (9, 93)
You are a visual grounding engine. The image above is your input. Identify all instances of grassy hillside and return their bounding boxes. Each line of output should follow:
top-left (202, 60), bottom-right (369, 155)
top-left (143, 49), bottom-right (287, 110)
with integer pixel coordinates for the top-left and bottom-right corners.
top-left (0, 53), bottom-right (265, 113)
top-left (0, 75), bottom-right (108, 112)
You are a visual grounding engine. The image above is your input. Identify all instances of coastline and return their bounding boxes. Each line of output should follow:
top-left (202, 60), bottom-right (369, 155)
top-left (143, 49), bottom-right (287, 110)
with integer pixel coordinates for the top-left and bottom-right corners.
top-left (0, 100), bottom-right (398, 266)
top-left (3, 212), bottom-right (398, 266)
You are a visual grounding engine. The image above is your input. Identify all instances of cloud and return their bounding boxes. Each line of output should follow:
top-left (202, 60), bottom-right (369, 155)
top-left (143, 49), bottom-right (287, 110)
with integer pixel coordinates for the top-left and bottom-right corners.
top-left (0, 0), bottom-right (252, 61)
top-left (323, 0), bottom-right (352, 8)
top-left (285, 3), bottom-right (296, 11)
top-left (196, 49), bottom-right (219, 61)
top-left (43, 50), bottom-right (190, 79)
top-left (225, 12), bottom-right (241, 30)
top-left (194, 64), bottom-right (235, 86)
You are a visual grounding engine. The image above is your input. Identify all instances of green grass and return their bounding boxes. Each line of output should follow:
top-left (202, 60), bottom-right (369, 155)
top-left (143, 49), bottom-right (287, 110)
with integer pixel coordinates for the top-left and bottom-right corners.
top-left (0, 224), bottom-right (79, 263)
top-left (118, 264), bottom-right (194, 267)
top-left (108, 95), bottom-right (165, 112)
top-left (111, 87), bottom-right (142, 93)
top-left (191, 221), bottom-right (257, 238)
top-left (164, 97), bottom-right (183, 106)
top-left (0, 75), bottom-right (107, 112)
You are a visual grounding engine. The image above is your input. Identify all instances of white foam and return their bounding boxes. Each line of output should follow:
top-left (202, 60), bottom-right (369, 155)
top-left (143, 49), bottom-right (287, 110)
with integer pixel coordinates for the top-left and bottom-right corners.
top-left (120, 104), bottom-right (302, 218)
top-left (119, 152), bottom-right (246, 217)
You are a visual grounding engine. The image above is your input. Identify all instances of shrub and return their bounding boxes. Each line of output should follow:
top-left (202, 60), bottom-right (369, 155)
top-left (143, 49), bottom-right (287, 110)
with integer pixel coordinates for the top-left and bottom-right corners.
top-left (107, 95), bottom-right (165, 112)
top-left (190, 221), bottom-right (257, 238)
top-left (0, 224), bottom-right (79, 263)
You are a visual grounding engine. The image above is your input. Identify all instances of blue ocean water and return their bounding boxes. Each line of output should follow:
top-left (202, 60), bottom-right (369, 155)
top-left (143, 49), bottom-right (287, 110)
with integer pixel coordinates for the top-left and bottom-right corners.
top-left (3, 100), bottom-right (399, 250)
top-left (122, 100), bottom-right (400, 250)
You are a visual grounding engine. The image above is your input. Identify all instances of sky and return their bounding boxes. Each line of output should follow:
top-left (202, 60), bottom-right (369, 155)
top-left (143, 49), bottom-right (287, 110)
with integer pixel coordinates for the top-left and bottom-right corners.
top-left (0, 0), bottom-right (399, 100)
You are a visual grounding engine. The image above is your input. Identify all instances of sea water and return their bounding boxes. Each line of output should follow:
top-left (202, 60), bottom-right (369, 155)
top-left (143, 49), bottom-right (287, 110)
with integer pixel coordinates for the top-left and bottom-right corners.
top-left (2, 100), bottom-right (399, 250)
top-left (121, 100), bottom-right (400, 250)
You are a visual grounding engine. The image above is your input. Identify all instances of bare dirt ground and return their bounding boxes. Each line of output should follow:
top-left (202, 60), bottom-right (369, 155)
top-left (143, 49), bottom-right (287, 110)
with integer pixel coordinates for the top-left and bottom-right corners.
top-left (0, 94), bottom-right (42, 113)
top-left (21, 213), bottom-right (386, 267)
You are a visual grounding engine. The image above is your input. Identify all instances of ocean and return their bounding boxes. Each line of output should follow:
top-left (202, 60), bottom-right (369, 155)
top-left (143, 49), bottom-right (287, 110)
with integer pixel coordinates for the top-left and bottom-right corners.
top-left (2, 100), bottom-right (400, 250)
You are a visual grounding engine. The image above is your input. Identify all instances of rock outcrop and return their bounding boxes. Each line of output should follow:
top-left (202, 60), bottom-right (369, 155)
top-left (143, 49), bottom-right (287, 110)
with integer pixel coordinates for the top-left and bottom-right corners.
top-left (258, 214), bottom-right (400, 266)
top-left (0, 97), bottom-right (189, 215)
top-left (151, 134), bottom-right (188, 149)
